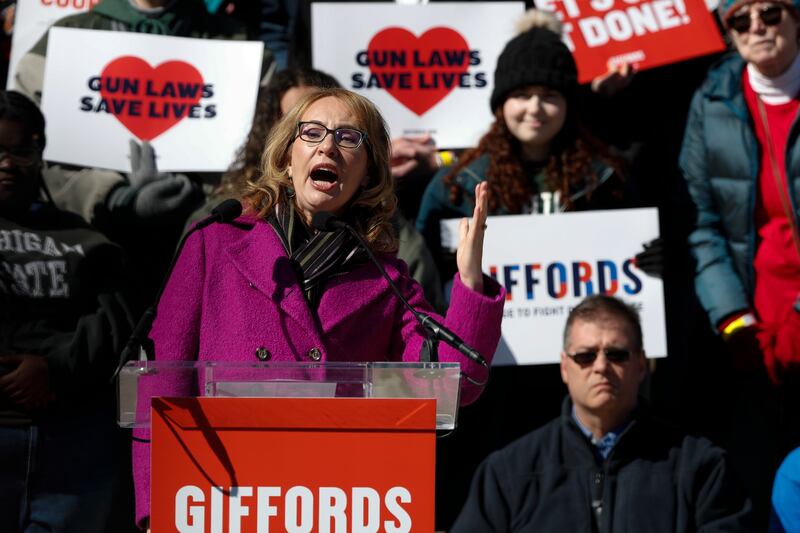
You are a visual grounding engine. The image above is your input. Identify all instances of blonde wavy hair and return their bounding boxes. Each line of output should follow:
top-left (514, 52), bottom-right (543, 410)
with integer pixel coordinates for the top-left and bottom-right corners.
top-left (242, 88), bottom-right (398, 252)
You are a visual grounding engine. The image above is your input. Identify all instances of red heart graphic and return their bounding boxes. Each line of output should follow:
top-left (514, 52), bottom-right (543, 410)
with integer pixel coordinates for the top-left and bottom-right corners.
top-left (99, 56), bottom-right (205, 141)
top-left (367, 27), bottom-right (470, 116)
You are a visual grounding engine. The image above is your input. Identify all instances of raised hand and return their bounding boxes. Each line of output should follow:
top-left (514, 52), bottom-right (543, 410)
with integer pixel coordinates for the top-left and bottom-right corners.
top-left (456, 181), bottom-right (489, 293)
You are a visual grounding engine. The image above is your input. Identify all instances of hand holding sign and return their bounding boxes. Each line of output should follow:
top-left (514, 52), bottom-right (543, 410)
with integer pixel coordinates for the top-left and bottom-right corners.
top-left (536, 0), bottom-right (724, 81)
top-left (105, 140), bottom-right (202, 226)
top-left (590, 61), bottom-right (636, 96)
top-left (634, 237), bottom-right (664, 277)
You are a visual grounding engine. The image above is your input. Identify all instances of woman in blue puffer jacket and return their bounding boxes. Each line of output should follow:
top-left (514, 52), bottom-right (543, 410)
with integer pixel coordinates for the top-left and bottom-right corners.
top-left (681, 0), bottom-right (800, 383)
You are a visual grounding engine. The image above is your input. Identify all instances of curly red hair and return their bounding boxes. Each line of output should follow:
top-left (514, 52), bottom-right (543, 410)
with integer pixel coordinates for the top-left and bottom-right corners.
top-left (444, 107), bottom-right (623, 213)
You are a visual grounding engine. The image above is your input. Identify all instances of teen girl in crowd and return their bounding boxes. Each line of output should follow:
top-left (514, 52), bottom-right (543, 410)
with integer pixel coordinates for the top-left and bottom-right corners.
top-left (416, 17), bottom-right (633, 279)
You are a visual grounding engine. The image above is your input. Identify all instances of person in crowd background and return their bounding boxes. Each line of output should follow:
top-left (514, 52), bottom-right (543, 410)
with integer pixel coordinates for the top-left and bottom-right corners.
top-left (680, 0), bottom-right (800, 523)
top-left (0, 90), bottom-right (135, 532)
top-left (451, 295), bottom-right (753, 532)
top-left (416, 14), bottom-right (633, 280)
top-left (131, 87), bottom-right (505, 528)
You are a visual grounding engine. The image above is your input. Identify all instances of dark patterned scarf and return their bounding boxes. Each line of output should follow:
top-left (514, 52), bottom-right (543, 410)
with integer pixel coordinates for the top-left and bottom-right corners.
top-left (268, 199), bottom-right (365, 308)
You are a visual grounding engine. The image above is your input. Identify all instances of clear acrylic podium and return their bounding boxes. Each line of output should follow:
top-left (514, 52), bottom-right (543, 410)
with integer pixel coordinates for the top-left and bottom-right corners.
top-left (118, 360), bottom-right (463, 430)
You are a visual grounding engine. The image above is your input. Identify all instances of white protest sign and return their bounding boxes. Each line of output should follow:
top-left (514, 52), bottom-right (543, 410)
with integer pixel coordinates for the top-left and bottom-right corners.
top-left (443, 208), bottom-right (666, 365)
top-left (6, 0), bottom-right (99, 91)
top-left (312, 2), bottom-right (525, 149)
top-left (41, 28), bottom-right (263, 172)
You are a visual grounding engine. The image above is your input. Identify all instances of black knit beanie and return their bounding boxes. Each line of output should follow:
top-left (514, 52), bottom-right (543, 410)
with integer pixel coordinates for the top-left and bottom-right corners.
top-left (490, 27), bottom-right (578, 111)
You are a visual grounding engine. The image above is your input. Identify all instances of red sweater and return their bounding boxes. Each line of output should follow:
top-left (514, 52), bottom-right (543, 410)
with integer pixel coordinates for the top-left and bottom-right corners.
top-left (742, 70), bottom-right (800, 382)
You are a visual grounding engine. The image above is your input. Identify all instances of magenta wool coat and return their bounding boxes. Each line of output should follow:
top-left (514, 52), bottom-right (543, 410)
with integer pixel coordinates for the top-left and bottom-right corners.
top-left (132, 215), bottom-right (504, 524)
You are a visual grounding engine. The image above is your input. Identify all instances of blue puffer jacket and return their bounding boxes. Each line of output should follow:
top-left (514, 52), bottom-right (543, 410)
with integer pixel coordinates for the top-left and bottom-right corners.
top-left (680, 52), bottom-right (800, 327)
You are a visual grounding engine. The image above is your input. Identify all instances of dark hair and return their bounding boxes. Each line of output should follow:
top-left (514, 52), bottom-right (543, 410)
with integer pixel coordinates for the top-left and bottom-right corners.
top-left (218, 68), bottom-right (340, 198)
top-left (563, 295), bottom-right (643, 352)
top-left (0, 90), bottom-right (46, 150)
top-left (444, 105), bottom-right (623, 213)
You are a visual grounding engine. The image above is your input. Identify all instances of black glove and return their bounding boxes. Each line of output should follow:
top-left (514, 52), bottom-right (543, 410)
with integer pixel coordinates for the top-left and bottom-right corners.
top-left (634, 237), bottom-right (664, 277)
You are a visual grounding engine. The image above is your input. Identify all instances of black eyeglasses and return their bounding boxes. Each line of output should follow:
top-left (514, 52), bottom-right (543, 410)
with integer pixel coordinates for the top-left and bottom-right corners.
top-left (296, 121), bottom-right (367, 149)
top-left (727, 4), bottom-right (784, 33)
top-left (0, 145), bottom-right (40, 166)
top-left (566, 348), bottom-right (632, 366)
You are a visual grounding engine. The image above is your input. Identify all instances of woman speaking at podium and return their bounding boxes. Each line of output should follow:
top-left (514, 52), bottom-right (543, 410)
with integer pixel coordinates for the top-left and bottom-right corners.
top-left (132, 88), bottom-right (504, 528)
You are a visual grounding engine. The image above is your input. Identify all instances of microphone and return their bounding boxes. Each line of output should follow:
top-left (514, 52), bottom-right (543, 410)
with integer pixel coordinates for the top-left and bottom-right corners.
top-left (313, 211), bottom-right (347, 232)
top-left (196, 198), bottom-right (243, 229)
top-left (111, 199), bottom-right (243, 380)
top-left (311, 211), bottom-right (487, 368)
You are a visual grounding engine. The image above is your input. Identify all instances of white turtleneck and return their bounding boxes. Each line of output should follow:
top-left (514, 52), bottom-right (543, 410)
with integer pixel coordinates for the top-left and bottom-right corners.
top-left (747, 53), bottom-right (800, 105)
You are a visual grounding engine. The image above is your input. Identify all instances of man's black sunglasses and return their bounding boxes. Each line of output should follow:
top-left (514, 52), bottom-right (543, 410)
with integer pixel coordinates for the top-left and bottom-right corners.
top-left (566, 348), bottom-right (632, 366)
top-left (727, 4), bottom-right (784, 33)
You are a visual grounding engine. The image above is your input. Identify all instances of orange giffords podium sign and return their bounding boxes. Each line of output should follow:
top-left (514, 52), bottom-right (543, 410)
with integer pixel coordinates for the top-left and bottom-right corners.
top-left (150, 396), bottom-right (437, 532)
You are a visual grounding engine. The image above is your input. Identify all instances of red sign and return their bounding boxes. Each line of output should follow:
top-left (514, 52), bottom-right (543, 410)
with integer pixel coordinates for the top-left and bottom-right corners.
top-left (150, 397), bottom-right (436, 532)
top-left (95, 56), bottom-right (208, 141)
top-left (364, 27), bottom-right (477, 116)
top-left (537, 0), bottom-right (724, 82)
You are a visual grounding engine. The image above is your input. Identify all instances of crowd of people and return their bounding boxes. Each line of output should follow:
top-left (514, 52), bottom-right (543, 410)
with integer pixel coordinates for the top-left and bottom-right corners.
top-left (1, 0), bottom-right (800, 531)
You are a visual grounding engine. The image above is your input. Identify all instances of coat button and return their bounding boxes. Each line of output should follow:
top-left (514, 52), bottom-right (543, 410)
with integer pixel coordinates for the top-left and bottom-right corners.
top-left (255, 347), bottom-right (271, 361)
top-left (307, 347), bottom-right (322, 361)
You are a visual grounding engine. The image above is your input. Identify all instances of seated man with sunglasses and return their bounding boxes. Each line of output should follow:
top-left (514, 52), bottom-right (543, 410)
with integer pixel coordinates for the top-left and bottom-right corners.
top-left (451, 295), bottom-right (753, 532)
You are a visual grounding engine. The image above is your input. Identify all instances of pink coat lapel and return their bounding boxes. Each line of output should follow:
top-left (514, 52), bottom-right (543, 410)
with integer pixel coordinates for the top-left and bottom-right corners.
top-left (225, 220), bottom-right (319, 337)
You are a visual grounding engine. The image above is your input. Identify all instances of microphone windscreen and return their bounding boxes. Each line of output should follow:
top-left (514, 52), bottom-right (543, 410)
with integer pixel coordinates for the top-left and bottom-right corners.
top-left (211, 199), bottom-right (243, 223)
top-left (311, 211), bottom-right (339, 232)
